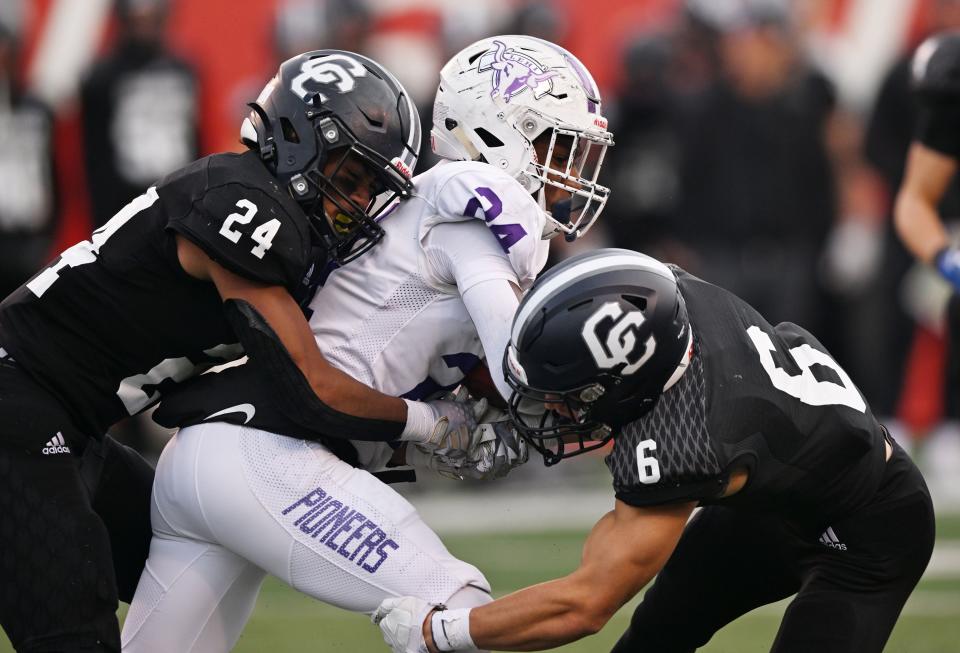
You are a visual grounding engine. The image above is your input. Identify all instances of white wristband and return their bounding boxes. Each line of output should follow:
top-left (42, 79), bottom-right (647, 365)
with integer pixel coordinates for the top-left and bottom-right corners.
top-left (431, 608), bottom-right (474, 651)
top-left (400, 399), bottom-right (434, 442)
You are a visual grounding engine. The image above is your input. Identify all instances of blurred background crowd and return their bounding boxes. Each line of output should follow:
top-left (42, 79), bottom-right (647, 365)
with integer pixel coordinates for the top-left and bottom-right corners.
top-left (3, 0), bottom-right (960, 491)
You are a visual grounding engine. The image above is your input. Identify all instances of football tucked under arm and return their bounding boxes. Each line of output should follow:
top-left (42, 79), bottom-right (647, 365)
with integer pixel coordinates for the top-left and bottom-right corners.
top-left (462, 361), bottom-right (507, 409)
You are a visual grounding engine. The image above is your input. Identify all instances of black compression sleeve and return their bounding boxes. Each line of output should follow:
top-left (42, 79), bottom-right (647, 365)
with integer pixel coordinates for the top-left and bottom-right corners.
top-left (223, 298), bottom-right (404, 441)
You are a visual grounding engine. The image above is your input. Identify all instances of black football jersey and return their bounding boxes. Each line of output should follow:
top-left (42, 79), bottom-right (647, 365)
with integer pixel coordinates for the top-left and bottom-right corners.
top-left (0, 150), bottom-right (316, 438)
top-left (915, 101), bottom-right (960, 159)
top-left (606, 268), bottom-right (888, 523)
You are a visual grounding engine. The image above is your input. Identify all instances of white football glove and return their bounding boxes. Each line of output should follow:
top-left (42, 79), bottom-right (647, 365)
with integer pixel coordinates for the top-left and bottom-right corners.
top-left (404, 442), bottom-right (473, 480)
top-left (372, 596), bottom-right (433, 653)
top-left (401, 387), bottom-right (486, 454)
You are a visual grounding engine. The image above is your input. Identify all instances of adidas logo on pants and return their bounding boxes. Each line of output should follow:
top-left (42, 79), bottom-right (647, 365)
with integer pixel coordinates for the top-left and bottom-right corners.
top-left (42, 432), bottom-right (70, 455)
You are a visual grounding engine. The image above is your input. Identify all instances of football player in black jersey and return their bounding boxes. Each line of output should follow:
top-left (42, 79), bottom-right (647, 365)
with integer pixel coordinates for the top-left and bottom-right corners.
top-left (897, 31), bottom-right (960, 290)
top-left (375, 248), bottom-right (934, 653)
top-left (0, 51), bottom-right (481, 653)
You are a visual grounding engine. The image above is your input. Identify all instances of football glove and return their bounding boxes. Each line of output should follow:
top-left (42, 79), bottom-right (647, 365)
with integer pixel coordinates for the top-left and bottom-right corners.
top-left (404, 442), bottom-right (474, 480)
top-left (935, 245), bottom-right (960, 291)
top-left (372, 596), bottom-right (434, 653)
top-left (462, 407), bottom-right (528, 480)
top-left (405, 405), bottom-right (528, 480)
top-left (401, 387), bottom-right (486, 454)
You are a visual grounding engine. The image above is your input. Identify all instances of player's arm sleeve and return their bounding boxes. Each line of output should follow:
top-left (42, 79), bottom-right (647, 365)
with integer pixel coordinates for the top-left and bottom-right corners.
top-left (167, 182), bottom-right (310, 289)
top-left (915, 102), bottom-right (960, 158)
top-left (608, 433), bottom-right (728, 507)
top-left (614, 476), bottom-right (728, 507)
top-left (423, 220), bottom-right (521, 403)
top-left (429, 169), bottom-right (547, 287)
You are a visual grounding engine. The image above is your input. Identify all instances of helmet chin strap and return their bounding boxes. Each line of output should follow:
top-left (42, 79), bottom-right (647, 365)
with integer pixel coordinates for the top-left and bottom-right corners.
top-left (662, 326), bottom-right (695, 392)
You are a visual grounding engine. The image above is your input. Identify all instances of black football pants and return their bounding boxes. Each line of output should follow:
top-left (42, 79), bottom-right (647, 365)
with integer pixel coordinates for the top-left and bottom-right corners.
top-left (611, 443), bottom-right (934, 653)
top-left (0, 360), bottom-right (154, 652)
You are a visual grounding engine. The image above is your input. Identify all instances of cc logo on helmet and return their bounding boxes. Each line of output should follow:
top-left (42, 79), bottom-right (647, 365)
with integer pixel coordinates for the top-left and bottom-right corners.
top-left (291, 54), bottom-right (367, 103)
top-left (581, 302), bottom-right (656, 375)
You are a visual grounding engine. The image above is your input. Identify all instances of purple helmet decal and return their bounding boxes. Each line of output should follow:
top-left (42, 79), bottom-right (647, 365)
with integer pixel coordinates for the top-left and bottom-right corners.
top-left (478, 39), bottom-right (559, 103)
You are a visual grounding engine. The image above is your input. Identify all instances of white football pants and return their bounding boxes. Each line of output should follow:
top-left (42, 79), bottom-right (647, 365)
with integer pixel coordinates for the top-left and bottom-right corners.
top-left (121, 422), bottom-right (491, 652)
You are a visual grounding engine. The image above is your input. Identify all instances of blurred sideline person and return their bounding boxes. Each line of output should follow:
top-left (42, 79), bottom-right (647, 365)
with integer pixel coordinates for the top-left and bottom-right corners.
top-left (896, 30), bottom-right (960, 442)
top-left (0, 12), bottom-right (60, 299)
top-left (120, 36), bottom-right (613, 652)
top-left (81, 0), bottom-right (200, 229)
top-left (896, 30), bottom-right (960, 277)
top-left (674, 0), bottom-right (837, 338)
top-left (0, 50), bottom-right (484, 653)
top-left (376, 249), bottom-right (933, 653)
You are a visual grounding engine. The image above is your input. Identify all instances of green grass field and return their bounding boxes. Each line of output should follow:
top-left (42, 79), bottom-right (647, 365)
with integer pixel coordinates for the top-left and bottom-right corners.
top-left (3, 522), bottom-right (959, 652)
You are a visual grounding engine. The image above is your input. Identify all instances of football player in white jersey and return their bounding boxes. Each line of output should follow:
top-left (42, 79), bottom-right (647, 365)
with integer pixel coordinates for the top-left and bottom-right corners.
top-left (121, 35), bottom-right (612, 652)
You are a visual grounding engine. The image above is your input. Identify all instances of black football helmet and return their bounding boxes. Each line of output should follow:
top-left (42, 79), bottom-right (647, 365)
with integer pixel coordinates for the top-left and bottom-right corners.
top-left (241, 50), bottom-right (421, 264)
top-left (505, 248), bottom-right (692, 465)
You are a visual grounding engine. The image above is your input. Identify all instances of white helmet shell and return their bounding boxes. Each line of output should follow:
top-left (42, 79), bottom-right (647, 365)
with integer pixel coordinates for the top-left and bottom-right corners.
top-left (432, 35), bottom-right (613, 241)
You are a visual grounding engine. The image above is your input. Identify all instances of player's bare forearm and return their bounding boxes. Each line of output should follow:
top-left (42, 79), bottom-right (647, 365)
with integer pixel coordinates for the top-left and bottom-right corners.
top-left (463, 572), bottom-right (623, 650)
top-left (177, 235), bottom-right (406, 422)
top-left (894, 143), bottom-right (955, 264)
top-left (456, 501), bottom-right (694, 651)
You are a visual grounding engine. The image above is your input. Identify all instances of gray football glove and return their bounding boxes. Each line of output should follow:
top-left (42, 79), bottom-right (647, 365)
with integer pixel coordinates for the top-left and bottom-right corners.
top-left (406, 404), bottom-right (528, 480)
top-left (462, 407), bottom-right (528, 480)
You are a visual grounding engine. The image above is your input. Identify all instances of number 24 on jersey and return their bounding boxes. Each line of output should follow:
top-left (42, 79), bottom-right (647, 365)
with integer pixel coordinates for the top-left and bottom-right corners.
top-left (219, 199), bottom-right (281, 259)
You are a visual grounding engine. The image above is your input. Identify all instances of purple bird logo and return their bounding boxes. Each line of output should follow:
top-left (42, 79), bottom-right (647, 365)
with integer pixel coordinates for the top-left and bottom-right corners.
top-left (477, 40), bottom-right (559, 103)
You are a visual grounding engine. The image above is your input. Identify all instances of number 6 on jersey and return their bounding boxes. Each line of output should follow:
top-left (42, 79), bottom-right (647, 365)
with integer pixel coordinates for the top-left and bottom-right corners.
top-left (636, 439), bottom-right (661, 485)
top-left (219, 199), bottom-right (282, 259)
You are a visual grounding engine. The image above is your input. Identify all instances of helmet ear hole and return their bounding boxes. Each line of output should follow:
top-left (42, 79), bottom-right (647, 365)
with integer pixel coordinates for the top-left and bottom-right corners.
top-left (473, 128), bottom-right (504, 148)
top-left (279, 117), bottom-right (300, 144)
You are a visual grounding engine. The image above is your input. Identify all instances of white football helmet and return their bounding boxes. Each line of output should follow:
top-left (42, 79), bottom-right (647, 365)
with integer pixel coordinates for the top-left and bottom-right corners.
top-left (432, 35), bottom-right (614, 241)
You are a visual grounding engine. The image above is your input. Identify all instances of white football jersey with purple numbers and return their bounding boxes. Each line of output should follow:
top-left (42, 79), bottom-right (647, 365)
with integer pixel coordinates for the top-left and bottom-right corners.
top-left (307, 160), bottom-right (549, 463)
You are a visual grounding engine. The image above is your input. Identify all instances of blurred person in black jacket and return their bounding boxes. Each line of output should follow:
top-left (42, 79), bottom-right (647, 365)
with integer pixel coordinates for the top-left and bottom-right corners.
top-left (604, 11), bottom-right (722, 258)
top-left (0, 10), bottom-right (59, 300)
top-left (81, 0), bottom-right (199, 229)
top-left (274, 0), bottom-right (372, 61)
top-left (674, 0), bottom-right (836, 339)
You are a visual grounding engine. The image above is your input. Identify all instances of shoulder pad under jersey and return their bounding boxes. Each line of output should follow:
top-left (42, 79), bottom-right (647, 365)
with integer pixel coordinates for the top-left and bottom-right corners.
top-left (912, 31), bottom-right (960, 101)
top-left (163, 152), bottom-right (313, 289)
top-left (419, 161), bottom-right (548, 286)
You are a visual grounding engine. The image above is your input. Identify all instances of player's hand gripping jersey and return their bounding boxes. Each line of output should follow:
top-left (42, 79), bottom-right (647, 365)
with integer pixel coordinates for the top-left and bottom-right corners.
top-left (0, 151), bottom-right (315, 440)
top-left (154, 159), bottom-right (549, 465)
top-left (605, 268), bottom-right (888, 522)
